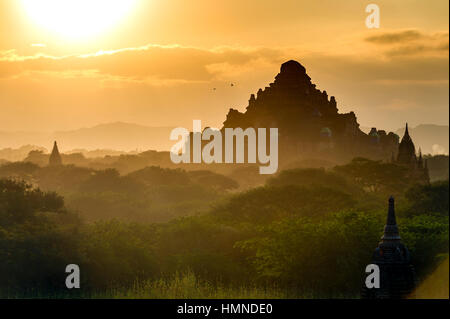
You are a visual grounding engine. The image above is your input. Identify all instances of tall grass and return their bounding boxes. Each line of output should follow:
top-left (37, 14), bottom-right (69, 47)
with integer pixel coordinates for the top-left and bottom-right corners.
top-left (96, 271), bottom-right (293, 299)
top-left (2, 271), bottom-right (359, 299)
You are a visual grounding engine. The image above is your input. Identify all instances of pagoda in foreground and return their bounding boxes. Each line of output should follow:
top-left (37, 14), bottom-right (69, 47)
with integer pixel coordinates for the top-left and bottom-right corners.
top-left (362, 197), bottom-right (416, 299)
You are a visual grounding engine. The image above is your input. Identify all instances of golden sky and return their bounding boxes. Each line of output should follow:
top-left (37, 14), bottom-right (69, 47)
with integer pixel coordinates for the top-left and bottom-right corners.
top-left (0, 0), bottom-right (448, 132)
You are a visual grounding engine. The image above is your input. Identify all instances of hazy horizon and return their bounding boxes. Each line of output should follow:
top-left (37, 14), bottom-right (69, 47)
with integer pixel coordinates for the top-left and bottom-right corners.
top-left (0, 122), bottom-right (448, 156)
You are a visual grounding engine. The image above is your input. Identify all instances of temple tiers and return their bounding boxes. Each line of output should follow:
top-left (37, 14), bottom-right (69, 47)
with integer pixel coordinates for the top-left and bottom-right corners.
top-left (222, 60), bottom-right (399, 164)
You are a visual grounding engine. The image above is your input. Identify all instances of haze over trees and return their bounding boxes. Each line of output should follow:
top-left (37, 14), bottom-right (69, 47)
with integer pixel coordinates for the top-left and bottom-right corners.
top-left (0, 154), bottom-right (448, 298)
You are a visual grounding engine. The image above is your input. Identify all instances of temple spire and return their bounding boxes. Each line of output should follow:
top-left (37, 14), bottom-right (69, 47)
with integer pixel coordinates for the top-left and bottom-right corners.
top-left (418, 148), bottom-right (423, 168)
top-left (49, 141), bottom-right (62, 166)
top-left (381, 196), bottom-right (401, 242)
top-left (362, 196), bottom-right (416, 298)
top-left (397, 122), bottom-right (416, 164)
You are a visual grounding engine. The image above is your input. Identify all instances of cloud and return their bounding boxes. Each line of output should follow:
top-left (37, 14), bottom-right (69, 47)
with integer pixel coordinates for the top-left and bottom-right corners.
top-left (365, 30), bottom-right (424, 44)
top-left (364, 29), bottom-right (449, 57)
top-left (385, 42), bottom-right (449, 57)
top-left (1, 37), bottom-right (447, 89)
top-left (0, 35), bottom-right (448, 133)
top-left (0, 45), bottom-right (285, 83)
top-left (301, 53), bottom-right (448, 84)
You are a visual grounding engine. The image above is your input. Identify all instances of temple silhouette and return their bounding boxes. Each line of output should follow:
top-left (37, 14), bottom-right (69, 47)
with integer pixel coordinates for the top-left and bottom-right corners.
top-left (394, 123), bottom-right (429, 181)
top-left (361, 197), bottom-right (417, 299)
top-left (48, 141), bottom-right (62, 166)
top-left (181, 60), bottom-right (430, 179)
top-left (221, 60), bottom-right (401, 164)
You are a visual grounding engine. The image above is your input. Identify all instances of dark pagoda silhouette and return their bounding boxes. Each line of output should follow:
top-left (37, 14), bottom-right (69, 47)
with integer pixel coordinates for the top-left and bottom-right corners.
top-left (362, 197), bottom-right (416, 299)
top-left (395, 123), bottom-right (429, 182)
top-left (397, 123), bottom-right (417, 165)
top-left (49, 141), bottom-right (62, 166)
top-left (222, 60), bottom-right (399, 164)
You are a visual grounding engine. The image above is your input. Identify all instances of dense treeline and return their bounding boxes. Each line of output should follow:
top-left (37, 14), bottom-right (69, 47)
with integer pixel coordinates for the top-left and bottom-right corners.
top-left (0, 159), bottom-right (448, 298)
top-left (0, 163), bottom-right (238, 223)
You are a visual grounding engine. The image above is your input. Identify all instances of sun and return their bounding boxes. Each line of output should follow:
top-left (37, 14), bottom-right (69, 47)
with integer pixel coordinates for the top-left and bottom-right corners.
top-left (21, 0), bottom-right (138, 39)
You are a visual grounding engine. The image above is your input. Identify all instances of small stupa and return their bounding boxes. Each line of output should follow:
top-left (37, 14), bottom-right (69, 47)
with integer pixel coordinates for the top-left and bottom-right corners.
top-left (49, 141), bottom-right (63, 166)
top-left (361, 197), bottom-right (416, 298)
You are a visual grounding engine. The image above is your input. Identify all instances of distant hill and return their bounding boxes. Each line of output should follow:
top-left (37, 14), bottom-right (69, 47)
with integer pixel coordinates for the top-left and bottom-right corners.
top-left (53, 122), bottom-right (174, 152)
top-left (395, 124), bottom-right (449, 155)
top-left (0, 122), bottom-right (175, 153)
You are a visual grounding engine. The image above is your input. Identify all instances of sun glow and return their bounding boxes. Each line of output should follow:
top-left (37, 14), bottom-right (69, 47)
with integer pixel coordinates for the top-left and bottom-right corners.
top-left (21, 0), bottom-right (138, 39)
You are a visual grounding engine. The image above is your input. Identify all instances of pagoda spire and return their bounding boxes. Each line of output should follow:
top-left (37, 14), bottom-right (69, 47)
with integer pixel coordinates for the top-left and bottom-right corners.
top-left (381, 196), bottom-right (401, 242)
top-left (49, 141), bottom-right (62, 166)
top-left (417, 148), bottom-right (423, 168)
top-left (397, 122), bottom-right (416, 164)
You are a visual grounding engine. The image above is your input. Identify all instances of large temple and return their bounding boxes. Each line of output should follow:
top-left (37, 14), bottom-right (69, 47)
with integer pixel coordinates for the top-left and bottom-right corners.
top-left (184, 60), bottom-right (430, 180)
top-left (222, 60), bottom-right (400, 164)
